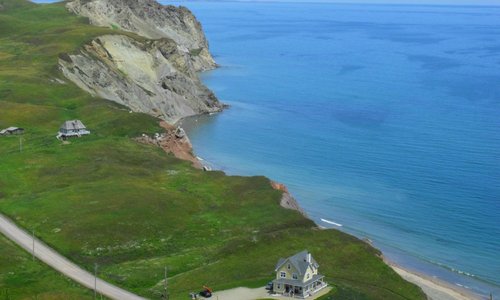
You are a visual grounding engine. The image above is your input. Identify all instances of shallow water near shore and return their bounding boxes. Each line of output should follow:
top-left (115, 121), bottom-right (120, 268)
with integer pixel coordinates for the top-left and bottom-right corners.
top-left (170, 1), bottom-right (500, 297)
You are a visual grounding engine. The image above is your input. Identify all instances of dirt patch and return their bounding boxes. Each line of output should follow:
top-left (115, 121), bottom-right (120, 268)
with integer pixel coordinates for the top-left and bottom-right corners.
top-left (271, 181), bottom-right (307, 217)
top-left (135, 121), bottom-right (202, 169)
top-left (214, 286), bottom-right (332, 300)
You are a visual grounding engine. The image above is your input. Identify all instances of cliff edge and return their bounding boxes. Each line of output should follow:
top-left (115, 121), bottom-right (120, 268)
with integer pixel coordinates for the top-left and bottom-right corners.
top-left (66, 0), bottom-right (215, 71)
top-left (61, 0), bottom-right (223, 124)
top-left (271, 181), bottom-right (308, 217)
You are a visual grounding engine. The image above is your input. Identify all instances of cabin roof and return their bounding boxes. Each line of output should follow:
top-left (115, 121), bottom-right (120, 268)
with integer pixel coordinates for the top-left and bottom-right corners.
top-left (61, 120), bottom-right (86, 130)
top-left (0, 127), bottom-right (23, 134)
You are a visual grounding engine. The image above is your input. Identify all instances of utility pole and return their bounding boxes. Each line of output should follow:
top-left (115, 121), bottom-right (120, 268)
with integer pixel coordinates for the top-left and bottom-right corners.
top-left (94, 263), bottom-right (98, 300)
top-left (32, 229), bottom-right (35, 261)
top-left (164, 266), bottom-right (168, 300)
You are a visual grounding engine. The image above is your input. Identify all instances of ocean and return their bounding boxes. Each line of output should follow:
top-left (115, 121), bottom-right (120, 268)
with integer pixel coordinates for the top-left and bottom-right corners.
top-left (167, 1), bottom-right (500, 297)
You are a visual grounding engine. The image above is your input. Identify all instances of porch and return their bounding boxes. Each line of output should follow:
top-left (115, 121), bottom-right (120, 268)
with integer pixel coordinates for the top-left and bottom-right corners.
top-left (273, 275), bottom-right (327, 298)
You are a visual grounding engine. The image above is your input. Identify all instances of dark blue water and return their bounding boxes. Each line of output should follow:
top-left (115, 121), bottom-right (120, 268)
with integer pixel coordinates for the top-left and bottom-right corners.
top-left (167, 1), bottom-right (500, 296)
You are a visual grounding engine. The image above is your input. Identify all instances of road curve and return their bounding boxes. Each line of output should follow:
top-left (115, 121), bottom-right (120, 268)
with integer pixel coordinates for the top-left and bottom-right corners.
top-left (0, 213), bottom-right (146, 300)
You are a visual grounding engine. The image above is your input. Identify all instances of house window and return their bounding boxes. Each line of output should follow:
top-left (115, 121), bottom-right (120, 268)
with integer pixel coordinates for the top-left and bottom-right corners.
top-left (306, 273), bottom-right (310, 280)
top-left (287, 263), bottom-right (291, 270)
top-left (280, 271), bottom-right (286, 278)
top-left (277, 284), bottom-right (281, 289)
top-left (292, 273), bottom-right (298, 280)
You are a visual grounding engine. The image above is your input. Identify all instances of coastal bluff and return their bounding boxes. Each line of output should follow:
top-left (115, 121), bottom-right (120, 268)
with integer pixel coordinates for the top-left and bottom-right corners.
top-left (66, 0), bottom-right (215, 71)
top-left (271, 181), bottom-right (308, 217)
top-left (60, 0), bottom-right (223, 123)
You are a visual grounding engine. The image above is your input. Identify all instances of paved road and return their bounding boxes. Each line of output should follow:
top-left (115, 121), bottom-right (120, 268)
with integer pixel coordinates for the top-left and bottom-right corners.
top-left (0, 213), bottom-right (146, 300)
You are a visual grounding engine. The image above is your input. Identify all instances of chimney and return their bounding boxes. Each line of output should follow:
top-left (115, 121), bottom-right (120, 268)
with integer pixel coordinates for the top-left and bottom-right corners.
top-left (307, 252), bottom-right (311, 263)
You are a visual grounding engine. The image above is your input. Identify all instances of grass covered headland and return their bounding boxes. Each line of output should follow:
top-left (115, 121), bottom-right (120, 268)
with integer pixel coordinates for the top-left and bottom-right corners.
top-left (0, 1), bottom-right (426, 299)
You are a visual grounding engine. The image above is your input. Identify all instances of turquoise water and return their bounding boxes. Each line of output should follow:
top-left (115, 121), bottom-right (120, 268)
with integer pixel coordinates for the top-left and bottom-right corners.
top-left (168, 1), bottom-right (500, 296)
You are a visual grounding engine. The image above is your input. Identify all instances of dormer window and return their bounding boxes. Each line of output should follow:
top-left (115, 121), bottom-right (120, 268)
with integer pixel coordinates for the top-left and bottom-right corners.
top-left (292, 273), bottom-right (298, 279)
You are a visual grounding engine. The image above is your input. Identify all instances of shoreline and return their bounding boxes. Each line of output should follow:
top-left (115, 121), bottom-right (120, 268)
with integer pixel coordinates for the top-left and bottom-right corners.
top-left (387, 261), bottom-right (483, 300)
top-left (159, 121), bottom-right (485, 300)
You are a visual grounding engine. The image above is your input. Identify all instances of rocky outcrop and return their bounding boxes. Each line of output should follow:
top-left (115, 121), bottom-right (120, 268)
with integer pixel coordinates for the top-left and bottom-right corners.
top-left (135, 121), bottom-right (202, 169)
top-left (66, 0), bottom-right (215, 71)
top-left (59, 34), bottom-right (223, 123)
top-left (61, 0), bottom-right (223, 123)
top-left (271, 181), bottom-right (307, 217)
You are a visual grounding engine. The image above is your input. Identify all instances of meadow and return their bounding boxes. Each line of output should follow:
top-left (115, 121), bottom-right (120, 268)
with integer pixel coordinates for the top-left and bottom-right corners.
top-left (0, 234), bottom-right (92, 299)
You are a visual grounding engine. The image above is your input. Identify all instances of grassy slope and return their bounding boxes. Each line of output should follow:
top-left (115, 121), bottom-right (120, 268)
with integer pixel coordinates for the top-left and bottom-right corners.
top-left (0, 1), bottom-right (426, 299)
top-left (0, 234), bottom-right (93, 299)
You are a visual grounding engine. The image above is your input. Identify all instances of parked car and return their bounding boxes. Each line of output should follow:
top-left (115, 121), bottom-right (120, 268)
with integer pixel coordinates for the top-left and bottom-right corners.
top-left (199, 286), bottom-right (212, 298)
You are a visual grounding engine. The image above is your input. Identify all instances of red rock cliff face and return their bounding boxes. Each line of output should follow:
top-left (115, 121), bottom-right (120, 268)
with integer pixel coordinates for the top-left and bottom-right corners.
top-left (271, 181), bottom-right (307, 217)
top-left (135, 121), bottom-right (202, 169)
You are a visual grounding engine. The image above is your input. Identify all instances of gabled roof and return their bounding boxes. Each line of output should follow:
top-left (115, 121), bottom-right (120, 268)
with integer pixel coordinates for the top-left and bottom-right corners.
top-left (61, 120), bottom-right (86, 130)
top-left (275, 250), bottom-right (319, 275)
top-left (0, 127), bottom-right (23, 134)
top-left (275, 258), bottom-right (286, 270)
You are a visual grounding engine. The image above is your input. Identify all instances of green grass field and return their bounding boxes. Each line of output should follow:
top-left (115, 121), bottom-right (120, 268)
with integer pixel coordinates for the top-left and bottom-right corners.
top-left (0, 1), bottom-right (426, 299)
top-left (0, 234), bottom-right (93, 299)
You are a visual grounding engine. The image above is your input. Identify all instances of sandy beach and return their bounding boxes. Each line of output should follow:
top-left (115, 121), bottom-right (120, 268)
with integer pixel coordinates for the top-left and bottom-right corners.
top-left (388, 263), bottom-right (483, 300)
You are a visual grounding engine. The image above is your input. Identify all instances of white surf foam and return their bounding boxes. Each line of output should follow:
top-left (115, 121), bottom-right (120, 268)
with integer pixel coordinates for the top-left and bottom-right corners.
top-left (321, 218), bottom-right (343, 227)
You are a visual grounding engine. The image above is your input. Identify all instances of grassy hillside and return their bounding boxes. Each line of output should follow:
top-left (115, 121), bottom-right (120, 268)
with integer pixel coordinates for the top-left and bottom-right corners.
top-left (0, 1), bottom-right (426, 299)
top-left (0, 234), bottom-right (92, 299)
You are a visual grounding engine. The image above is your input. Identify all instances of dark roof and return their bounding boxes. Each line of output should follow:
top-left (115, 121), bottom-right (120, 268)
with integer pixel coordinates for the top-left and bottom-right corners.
top-left (61, 120), bottom-right (86, 130)
top-left (275, 250), bottom-right (319, 275)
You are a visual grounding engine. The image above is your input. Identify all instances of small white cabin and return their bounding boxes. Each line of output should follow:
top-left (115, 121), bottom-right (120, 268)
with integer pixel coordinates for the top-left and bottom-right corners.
top-left (0, 127), bottom-right (24, 136)
top-left (57, 120), bottom-right (90, 139)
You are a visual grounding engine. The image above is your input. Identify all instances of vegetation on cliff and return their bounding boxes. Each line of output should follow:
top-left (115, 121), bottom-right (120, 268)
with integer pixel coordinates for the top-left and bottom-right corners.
top-left (0, 1), bottom-right (426, 299)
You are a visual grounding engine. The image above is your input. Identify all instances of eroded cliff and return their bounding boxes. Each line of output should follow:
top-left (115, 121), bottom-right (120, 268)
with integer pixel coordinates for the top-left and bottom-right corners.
top-left (59, 35), bottom-right (221, 123)
top-left (60, 0), bottom-right (222, 123)
top-left (66, 0), bottom-right (215, 71)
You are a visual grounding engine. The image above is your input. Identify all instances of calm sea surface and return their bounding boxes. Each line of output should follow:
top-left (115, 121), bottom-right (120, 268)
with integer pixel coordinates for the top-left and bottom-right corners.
top-left (167, 1), bottom-right (500, 296)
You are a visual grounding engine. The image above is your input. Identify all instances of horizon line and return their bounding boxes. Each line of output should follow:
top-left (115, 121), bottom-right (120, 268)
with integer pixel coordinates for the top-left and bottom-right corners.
top-left (31, 0), bottom-right (500, 6)
top-left (166, 0), bottom-right (500, 6)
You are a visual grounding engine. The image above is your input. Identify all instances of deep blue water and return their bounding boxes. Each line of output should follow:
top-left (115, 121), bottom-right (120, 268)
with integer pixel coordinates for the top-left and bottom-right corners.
top-left (167, 1), bottom-right (500, 296)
